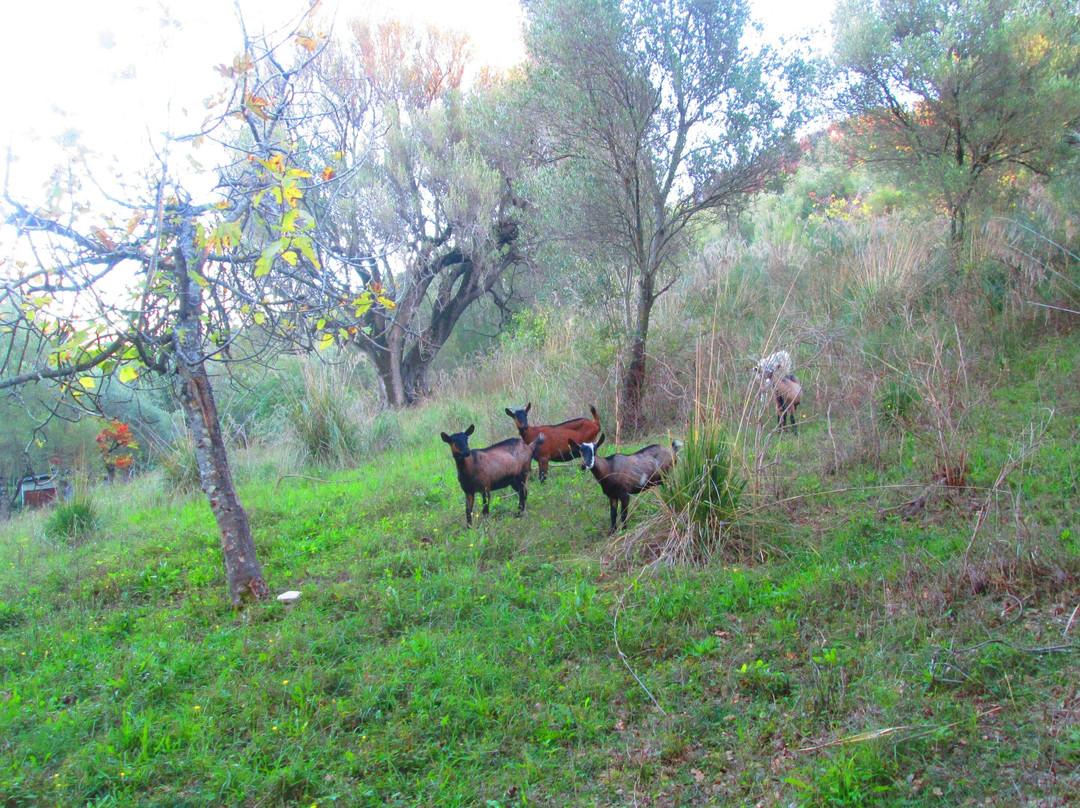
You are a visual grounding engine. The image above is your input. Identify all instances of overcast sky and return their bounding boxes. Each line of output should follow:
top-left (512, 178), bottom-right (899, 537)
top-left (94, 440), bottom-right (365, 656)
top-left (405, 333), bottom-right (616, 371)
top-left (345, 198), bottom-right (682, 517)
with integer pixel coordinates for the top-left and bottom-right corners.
top-left (1, 0), bottom-right (833, 202)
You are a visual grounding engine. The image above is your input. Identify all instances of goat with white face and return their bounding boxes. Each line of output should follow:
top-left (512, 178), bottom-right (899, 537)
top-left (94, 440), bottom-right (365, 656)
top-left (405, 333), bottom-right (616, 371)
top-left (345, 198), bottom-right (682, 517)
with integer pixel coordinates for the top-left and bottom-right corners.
top-left (753, 349), bottom-right (793, 389)
top-left (569, 434), bottom-right (683, 533)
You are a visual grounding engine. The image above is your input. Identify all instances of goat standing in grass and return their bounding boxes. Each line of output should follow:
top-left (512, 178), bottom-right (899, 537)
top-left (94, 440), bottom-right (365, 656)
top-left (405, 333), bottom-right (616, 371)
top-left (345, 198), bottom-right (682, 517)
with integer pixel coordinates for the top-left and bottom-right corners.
top-left (441, 425), bottom-right (546, 526)
top-left (569, 434), bottom-right (683, 533)
top-left (504, 402), bottom-right (601, 482)
top-left (773, 374), bottom-right (803, 434)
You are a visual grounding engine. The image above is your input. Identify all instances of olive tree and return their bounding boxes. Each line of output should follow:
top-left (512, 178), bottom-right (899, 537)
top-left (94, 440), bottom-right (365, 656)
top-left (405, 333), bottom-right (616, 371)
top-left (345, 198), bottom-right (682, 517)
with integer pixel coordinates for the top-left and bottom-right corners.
top-left (303, 20), bottom-right (537, 406)
top-left (524, 0), bottom-right (813, 427)
top-left (833, 0), bottom-right (1080, 255)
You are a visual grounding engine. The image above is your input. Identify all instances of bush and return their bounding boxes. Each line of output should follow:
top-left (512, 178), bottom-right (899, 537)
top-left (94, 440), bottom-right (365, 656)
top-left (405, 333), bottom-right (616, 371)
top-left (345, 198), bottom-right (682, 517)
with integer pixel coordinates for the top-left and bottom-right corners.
top-left (660, 425), bottom-right (746, 534)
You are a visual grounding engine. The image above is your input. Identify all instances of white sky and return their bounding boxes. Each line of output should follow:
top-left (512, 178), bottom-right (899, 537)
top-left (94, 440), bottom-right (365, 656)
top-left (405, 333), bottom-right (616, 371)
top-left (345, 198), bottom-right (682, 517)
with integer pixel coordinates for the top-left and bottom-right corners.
top-left (1, 0), bottom-right (833, 203)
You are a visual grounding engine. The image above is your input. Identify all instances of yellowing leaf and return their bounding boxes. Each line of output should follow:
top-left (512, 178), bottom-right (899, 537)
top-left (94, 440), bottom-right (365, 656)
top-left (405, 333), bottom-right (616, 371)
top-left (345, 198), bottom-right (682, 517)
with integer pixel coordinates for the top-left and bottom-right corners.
top-left (281, 250), bottom-right (298, 266)
top-left (118, 366), bottom-right (138, 383)
top-left (92, 227), bottom-right (116, 249)
top-left (77, 377), bottom-right (96, 390)
top-left (318, 332), bottom-right (335, 350)
top-left (321, 166), bottom-right (336, 181)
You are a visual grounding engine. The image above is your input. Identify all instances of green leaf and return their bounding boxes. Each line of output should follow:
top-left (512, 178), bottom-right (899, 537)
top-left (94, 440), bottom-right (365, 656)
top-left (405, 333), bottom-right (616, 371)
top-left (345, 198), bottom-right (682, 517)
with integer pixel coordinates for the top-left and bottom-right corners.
top-left (293, 236), bottom-right (320, 270)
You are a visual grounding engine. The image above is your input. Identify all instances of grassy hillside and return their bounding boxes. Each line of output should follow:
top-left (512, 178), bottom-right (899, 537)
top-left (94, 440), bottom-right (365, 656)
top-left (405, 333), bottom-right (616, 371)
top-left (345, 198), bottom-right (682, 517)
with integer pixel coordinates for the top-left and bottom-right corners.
top-left (2, 210), bottom-right (1080, 807)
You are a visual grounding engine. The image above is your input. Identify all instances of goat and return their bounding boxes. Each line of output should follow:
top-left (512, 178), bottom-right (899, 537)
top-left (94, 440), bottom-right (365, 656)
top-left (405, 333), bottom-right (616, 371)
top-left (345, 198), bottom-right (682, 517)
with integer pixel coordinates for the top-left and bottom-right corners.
top-left (504, 402), bottom-right (601, 482)
top-left (773, 374), bottom-right (803, 434)
top-left (440, 425), bottom-right (546, 526)
top-left (569, 434), bottom-right (683, 533)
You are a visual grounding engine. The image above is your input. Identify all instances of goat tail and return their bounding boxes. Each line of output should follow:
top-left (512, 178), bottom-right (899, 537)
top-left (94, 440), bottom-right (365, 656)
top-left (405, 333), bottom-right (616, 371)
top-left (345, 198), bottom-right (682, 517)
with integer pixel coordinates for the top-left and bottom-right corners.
top-left (589, 405), bottom-right (600, 422)
top-left (530, 432), bottom-right (547, 458)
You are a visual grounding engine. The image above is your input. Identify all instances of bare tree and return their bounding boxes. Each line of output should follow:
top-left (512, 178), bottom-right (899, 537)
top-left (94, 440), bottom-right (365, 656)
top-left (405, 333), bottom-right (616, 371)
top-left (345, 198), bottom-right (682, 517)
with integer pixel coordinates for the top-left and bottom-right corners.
top-left (0, 11), bottom-right (378, 605)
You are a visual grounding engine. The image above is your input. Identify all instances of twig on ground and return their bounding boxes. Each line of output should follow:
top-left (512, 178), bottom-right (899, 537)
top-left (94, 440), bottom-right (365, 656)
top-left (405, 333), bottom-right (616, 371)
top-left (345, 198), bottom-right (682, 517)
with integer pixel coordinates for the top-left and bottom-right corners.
top-left (613, 593), bottom-right (667, 716)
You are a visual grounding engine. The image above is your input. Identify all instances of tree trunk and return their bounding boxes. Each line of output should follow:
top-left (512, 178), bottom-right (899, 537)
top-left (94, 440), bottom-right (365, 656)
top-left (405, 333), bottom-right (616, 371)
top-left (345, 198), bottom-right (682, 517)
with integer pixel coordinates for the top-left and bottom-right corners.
top-left (948, 203), bottom-right (966, 273)
top-left (620, 263), bottom-right (656, 431)
top-left (173, 234), bottom-right (269, 607)
top-left (622, 335), bottom-right (648, 430)
top-left (177, 360), bottom-right (269, 606)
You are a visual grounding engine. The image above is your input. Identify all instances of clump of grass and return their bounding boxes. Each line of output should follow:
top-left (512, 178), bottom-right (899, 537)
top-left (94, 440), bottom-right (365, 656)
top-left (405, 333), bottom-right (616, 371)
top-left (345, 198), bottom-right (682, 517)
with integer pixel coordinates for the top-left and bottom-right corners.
top-left (44, 498), bottom-right (100, 544)
top-left (613, 425), bottom-right (747, 565)
top-left (282, 358), bottom-right (375, 468)
top-left (158, 430), bottom-right (202, 494)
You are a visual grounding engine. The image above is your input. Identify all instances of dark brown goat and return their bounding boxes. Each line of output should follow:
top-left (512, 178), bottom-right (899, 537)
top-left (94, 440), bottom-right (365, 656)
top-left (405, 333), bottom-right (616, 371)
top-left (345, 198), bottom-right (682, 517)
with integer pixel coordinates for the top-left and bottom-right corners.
top-left (569, 434), bottom-right (682, 533)
top-left (773, 374), bottom-right (803, 434)
top-left (440, 424), bottom-right (546, 526)
top-left (504, 402), bottom-right (601, 482)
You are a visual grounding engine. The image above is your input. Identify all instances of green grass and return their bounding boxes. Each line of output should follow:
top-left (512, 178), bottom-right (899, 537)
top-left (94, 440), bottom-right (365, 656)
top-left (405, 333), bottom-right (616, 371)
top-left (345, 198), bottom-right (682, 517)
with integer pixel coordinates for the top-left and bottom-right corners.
top-left (2, 335), bottom-right (1080, 807)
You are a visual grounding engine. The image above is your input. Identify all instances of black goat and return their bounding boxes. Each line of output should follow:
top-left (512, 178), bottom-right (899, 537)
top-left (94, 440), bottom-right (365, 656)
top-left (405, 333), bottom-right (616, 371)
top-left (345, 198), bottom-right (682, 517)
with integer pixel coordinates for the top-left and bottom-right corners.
top-left (569, 434), bottom-right (682, 533)
top-left (440, 425), bottom-right (546, 526)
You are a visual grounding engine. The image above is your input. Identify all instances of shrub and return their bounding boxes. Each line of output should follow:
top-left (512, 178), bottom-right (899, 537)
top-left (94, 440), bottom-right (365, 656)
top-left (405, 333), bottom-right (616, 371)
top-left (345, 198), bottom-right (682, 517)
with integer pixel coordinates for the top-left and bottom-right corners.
top-left (660, 425), bottom-right (745, 533)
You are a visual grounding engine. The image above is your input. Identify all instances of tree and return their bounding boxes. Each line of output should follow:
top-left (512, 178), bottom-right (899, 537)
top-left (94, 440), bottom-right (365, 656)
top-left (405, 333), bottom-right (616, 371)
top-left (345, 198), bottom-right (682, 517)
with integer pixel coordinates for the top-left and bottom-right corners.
top-left (0, 12), bottom-right (381, 605)
top-left (96, 419), bottom-right (140, 481)
top-left (524, 0), bottom-right (813, 428)
top-left (304, 20), bottom-right (536, 407)
top-left (832, 0), bottom-right (1080, 255)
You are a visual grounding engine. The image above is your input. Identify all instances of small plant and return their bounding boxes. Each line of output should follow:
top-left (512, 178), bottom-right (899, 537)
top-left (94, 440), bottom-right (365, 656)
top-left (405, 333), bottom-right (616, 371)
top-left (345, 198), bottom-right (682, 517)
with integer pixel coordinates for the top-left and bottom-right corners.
top-left (0, 601), bottom-right (25, 630)
top-left (878, 377), bottom-right (919, 423)
top-left (736, 659), bottom-right (791, 697)
top-left (45, 498), bottom-right (100, 543)
top-left (95, 419), bottom-right (140, 481)
top-left (787, 748), bottom-right (895, 807)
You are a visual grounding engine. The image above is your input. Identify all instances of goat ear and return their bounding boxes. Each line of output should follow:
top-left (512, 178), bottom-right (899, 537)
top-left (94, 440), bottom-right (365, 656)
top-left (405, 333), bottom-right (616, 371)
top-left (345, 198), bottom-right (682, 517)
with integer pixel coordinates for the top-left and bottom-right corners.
top-left (596, 433), bottom-right (606, 449)
top-left (440, 432), bottom-right (451, 444)
top-left (525, 402), bottom-right (532, 413)
top-left (465, 424), bottom-right (475, 436)
top-left (568, 439), bottom-right (579, 452)
top-left (505, 407), bottom-right (515, 417)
